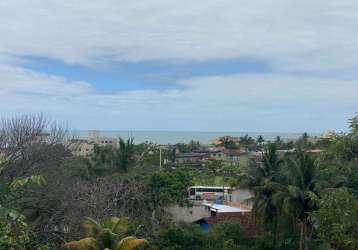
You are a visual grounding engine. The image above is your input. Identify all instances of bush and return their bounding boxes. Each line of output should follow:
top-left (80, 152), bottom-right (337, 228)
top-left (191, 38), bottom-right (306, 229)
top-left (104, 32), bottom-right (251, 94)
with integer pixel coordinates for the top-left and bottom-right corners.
top-left (153, 224), bottom-right (207, 250)
top-left (207, 221), bottom-right (247, 249)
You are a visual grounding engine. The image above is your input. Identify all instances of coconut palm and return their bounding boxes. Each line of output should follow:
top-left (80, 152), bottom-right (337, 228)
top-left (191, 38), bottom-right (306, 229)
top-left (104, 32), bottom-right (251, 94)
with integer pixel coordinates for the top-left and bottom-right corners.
top-left (240, 143), bottom-right (283, 247)
top-left (256, 135), bottom-right (265, 150)
top-left (65, 217), bottom-right (148, 250)
top-left (218, 136), bottom-right (237, 149)
top-left (276, 151), bottom-right (321, 250)
top-left (240, 134), bottom-right (255, 149)
top-left (244, 143), bottom-right (283, 188)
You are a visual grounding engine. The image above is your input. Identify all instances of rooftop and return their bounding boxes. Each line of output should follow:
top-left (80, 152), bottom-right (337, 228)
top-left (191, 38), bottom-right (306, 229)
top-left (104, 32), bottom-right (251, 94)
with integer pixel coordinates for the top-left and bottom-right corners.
top-left (176, 152), bottom-right (207, 158)
top-left (204, 203), bottom-right (250, 213)
top-left (190, 186), bottom-right (232, 189)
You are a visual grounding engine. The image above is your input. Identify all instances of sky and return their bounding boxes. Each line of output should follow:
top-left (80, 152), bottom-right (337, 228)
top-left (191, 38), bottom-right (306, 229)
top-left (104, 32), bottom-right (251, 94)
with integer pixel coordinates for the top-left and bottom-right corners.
top-left (0, 1), bottom-right (357, 132)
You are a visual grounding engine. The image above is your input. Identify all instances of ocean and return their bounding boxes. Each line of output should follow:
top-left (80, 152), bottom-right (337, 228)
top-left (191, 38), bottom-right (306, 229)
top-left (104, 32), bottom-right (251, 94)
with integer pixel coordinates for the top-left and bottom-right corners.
top-left (71, 130), bottom-right (320, 145)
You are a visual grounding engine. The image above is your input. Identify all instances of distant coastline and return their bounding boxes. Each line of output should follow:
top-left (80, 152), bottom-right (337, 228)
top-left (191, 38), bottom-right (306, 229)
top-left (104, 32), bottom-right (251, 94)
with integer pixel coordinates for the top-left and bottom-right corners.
top-left (70, 130), bottom-right (321, 145)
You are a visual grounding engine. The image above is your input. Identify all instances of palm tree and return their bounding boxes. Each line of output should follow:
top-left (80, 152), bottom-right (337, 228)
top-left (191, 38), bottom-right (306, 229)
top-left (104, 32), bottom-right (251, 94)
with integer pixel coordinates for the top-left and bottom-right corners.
top-left (240, 143), bottom-right (283, 247)
top-left (218, 136), bottom-right (237, 149)
top-left (115, 138), bottom-right (135, 171)
top-left (188, 140), bottom-right (201, 151)
top-left (276, 151), bottom-right (321, 250)
top-left (65, 217), bottom-right (148, 250)
top-left (87, 145), bottom-right (116, 174)
top-left (256, 135), bottom-right (265, 150)
top-left (240, 134), bottom-right (255, 150)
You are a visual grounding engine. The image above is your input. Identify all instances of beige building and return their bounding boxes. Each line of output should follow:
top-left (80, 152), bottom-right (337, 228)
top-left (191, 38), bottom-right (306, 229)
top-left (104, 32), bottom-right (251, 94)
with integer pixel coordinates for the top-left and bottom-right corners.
top-left (69, 131), bottom-right (118, 157)
top-left (88, 136), bottom-right (118, 147)
top-left (87, 130), bottom-right (118, 147)
top-left (68, 139), bottom-right (94, 157)
top-left (35, 132), bottom-right (51, 143)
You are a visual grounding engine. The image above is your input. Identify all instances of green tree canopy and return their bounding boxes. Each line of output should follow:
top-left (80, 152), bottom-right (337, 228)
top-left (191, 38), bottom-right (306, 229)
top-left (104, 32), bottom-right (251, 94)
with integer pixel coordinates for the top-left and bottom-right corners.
top-left (312, 188), bottom-right (358, 250)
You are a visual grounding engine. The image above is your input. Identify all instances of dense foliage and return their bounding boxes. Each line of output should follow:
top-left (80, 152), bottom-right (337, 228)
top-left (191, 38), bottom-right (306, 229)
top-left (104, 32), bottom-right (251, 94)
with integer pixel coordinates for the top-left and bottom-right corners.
top-left (0, 114), bottom-right (357, 250)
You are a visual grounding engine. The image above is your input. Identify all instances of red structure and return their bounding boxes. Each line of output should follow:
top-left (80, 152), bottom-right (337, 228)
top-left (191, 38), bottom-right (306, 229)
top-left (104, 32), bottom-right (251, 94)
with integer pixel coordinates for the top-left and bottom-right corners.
top-left (205, 211), bottom-right (256, 237)
top-left (196, 203), bottom-right (256, 237)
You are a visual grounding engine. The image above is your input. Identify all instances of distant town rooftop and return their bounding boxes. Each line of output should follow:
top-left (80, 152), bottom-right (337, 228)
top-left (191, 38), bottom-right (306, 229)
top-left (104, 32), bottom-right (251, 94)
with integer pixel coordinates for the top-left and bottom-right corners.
top-left (176, 152), bottom-right (207, 158)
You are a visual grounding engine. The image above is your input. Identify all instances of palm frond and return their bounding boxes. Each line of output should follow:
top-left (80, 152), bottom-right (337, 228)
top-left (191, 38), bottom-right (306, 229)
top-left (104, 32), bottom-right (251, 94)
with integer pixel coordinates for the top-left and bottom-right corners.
top-left (110, 217), bottom-right (129, 235)
top-left (116, 236), bottom-right (148, 250)
top-left (304, 190), bottom-right (319, 207)
top-left (64, 237), bottom-right (99, 250)
top-left (287, 185), bottom-right (303, 199)
top-left (83, 217), bottom-right (101, 237)
top-left (9, 175), bottom-right (46, 189)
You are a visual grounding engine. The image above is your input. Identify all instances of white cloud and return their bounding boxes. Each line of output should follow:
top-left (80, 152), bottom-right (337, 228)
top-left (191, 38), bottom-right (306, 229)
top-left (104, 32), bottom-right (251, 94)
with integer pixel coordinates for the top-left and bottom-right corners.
top-left (0, 1), bottom-right (357, 132)
top-left (0, 64), bottom-right (356, 132)
top-left (0, 0), bottom-right (357, 73)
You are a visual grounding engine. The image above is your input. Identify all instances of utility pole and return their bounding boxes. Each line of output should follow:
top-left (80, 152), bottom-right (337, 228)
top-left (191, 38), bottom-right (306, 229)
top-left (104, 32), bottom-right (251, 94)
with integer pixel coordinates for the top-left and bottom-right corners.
top-left (159, 145), bottom-right (162, 170)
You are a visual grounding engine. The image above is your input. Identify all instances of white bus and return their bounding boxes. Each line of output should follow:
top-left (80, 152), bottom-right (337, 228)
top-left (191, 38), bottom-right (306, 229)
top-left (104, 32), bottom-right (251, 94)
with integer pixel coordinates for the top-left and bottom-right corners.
top-left (188, 186), bottom-right (233, 201)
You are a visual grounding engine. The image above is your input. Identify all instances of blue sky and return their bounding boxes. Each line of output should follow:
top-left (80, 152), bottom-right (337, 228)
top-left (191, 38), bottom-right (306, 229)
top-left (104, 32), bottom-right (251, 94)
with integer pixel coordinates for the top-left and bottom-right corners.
top-left (21, 56), bottom-right (269, 92)
top-left (0, 1), bottom-right (357, 132)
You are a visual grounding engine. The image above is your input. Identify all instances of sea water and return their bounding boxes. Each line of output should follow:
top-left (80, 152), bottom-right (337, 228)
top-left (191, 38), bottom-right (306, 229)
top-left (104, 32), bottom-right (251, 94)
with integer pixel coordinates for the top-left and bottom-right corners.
top-left (71, 130), bottom-right (320, 145)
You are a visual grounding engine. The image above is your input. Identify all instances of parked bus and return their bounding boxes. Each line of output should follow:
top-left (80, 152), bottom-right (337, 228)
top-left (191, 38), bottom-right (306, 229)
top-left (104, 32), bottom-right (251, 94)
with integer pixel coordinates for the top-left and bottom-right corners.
top-left (188, 186), bottom-right (232, 201)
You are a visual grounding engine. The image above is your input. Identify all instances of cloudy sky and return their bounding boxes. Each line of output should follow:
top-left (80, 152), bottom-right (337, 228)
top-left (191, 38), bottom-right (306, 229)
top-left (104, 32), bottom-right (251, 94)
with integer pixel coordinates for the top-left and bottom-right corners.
top-left (0, 1), bottom-right (357, 132)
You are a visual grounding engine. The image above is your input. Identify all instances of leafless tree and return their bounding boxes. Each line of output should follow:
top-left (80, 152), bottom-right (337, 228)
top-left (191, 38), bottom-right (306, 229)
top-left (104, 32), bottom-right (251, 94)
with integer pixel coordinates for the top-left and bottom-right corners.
top-left (0, 114), bottom-right (170, 249)
top-left (0, 113), bottom-right (70, 179)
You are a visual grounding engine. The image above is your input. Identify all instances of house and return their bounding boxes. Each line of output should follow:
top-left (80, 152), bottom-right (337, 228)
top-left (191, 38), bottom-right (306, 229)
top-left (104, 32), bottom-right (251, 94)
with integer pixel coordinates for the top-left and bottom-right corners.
top-left (207, 149), bottom-right (248, 166)
top-left (196, 203), bottom-right (255, 236)
top-left (175, 152), bottom-right (208, 167)
top-left (224, 149), bottom-right (249, 166)
top-left (170, 187), bottom-right (253, 222)
top-left (168, 185), bottom-right (255, 234)
top-left (168, 201), bottom-right (254, 234)
top-left (168, 201), bottom-right (210, 223)
top-left (35, 132), bottom-right (51, 143)
top-left (88, 136), bottom-right (118, 147)
top-left (209, 150), bottom-right (227, 160)
top-left (87, 130), bottom-right (118, 147)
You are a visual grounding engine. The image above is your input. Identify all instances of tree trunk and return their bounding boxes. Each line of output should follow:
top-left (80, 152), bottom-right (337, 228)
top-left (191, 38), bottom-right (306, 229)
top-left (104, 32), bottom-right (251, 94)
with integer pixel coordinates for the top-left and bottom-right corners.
top-left (303, 219), bottom-right (312, 250)
top-left (273, 217), bottom-right (278, 249)
top-left (299, 222), bottom-right (304, 250)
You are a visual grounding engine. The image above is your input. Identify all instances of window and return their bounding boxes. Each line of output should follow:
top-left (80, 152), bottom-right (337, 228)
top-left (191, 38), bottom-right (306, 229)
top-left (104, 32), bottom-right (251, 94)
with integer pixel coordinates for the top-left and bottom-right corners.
top-left (189, 188), bottom-right (195, 195)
